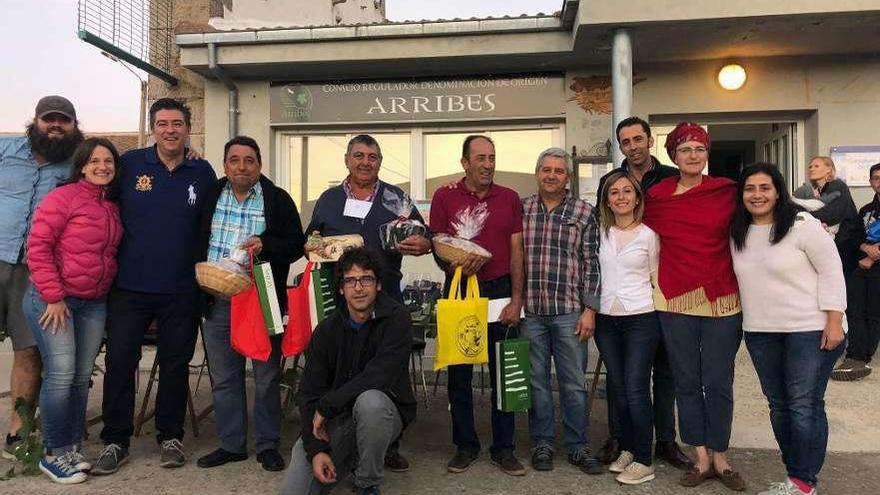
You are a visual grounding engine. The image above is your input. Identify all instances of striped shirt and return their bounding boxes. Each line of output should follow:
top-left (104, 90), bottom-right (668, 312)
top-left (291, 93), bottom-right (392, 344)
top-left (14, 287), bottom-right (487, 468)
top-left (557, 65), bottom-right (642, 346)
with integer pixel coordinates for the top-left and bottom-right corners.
top-left (342, 177), bottom-right (379, 201)
top-left (207, 182), bottom-right (266, 262)
top-left (522, 194), bottom-right (600, 315)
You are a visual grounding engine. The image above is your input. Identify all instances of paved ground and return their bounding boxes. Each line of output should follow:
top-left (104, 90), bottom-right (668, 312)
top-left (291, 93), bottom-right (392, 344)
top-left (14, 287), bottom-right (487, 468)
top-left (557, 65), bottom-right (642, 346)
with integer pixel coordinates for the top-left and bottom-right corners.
top-left (1, 339), bottom-right (878, 494)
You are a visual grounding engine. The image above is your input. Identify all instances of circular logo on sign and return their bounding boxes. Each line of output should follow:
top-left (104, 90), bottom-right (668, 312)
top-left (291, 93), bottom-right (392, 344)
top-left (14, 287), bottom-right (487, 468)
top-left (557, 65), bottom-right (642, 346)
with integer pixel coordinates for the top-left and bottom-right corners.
top-left (456, 315), bottom-right (483, 357)
top-left (282, 85), bottom-right (313, 110)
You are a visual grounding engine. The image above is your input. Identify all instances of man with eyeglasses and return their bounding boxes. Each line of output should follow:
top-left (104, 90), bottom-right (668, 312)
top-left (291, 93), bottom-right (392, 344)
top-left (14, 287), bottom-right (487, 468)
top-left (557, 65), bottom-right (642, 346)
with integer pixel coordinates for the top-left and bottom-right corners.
top-left (594, 117), bottom-right (693, 471)
top-left (282, 247), bottom-right (416, 495)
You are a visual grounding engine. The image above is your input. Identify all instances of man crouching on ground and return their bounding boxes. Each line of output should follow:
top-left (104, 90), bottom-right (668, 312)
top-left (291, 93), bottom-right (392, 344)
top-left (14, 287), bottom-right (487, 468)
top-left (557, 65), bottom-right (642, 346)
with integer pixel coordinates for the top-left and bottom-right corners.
top-left (281, 247), bottom-right (416, 495)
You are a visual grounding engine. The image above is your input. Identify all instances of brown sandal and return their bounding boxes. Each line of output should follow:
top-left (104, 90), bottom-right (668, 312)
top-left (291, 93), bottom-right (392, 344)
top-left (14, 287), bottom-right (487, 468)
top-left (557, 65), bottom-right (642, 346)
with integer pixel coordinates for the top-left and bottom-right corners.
top-left (679, 466), bottom-right (715, 487)
top-left (715, 468), bottom-right (746, 491)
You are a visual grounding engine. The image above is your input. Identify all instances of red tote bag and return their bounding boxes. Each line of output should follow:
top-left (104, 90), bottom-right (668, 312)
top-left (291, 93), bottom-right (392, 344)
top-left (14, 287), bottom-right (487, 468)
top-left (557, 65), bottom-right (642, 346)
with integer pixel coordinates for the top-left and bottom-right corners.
top-left (230, 284), bottom-right (272, 362)
top-left (282, 262), bottom-right (315, 357)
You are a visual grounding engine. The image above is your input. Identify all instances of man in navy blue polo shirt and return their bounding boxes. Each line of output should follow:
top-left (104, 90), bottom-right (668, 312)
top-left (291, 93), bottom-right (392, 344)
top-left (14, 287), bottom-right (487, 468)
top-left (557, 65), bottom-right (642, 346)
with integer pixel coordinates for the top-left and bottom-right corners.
top-left (93, 98), bottom-right (216, 475)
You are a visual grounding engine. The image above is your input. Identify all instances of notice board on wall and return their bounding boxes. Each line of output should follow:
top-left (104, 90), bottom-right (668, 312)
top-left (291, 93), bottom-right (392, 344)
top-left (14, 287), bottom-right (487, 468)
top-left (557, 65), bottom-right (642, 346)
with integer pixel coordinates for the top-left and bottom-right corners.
top-left (830, 146), bottom-right (880, 186)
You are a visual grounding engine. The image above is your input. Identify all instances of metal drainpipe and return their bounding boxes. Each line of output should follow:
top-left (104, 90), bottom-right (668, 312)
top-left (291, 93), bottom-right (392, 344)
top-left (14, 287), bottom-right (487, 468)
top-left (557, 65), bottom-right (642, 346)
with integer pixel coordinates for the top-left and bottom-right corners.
top-left (611, 28), bottom-right (633, 167)
top-left (208, 42), bottom-right (238, 139)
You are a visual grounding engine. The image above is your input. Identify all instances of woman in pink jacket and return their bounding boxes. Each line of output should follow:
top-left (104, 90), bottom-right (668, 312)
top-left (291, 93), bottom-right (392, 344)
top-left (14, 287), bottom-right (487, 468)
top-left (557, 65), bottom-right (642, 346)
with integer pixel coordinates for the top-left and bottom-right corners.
top-left (23, 137), bottom-right (123, 484)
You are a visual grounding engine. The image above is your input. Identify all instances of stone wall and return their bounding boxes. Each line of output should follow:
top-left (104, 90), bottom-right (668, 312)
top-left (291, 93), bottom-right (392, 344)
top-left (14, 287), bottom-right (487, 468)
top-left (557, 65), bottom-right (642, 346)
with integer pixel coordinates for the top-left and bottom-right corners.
top-left (147, 0), bottom-right (210, 153)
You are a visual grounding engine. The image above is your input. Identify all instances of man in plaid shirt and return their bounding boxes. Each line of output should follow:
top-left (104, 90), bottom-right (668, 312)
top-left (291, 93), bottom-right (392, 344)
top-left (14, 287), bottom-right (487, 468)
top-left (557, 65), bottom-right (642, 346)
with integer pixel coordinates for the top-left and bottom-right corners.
top-left (520, 147), bottom-right (602, 474)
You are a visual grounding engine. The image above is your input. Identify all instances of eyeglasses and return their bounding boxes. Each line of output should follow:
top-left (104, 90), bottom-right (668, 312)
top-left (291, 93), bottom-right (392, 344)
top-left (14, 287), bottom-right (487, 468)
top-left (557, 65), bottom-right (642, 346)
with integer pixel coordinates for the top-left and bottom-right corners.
top-left (676, 146), bottom-right (708, 155)
top-left (342, 275), bottom-right (377, 288)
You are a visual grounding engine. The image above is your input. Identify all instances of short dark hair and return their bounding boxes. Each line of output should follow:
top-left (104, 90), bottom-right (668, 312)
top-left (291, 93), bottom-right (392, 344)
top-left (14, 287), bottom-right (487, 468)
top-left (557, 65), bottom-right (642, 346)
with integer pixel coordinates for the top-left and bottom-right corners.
top-left (870, 162), bottom-right (880, 178)
top-left (346, 134), bottom-right (382, 160)
top-left (731, 162), bottom-right (800, 251)
top-left (149, 98), bottom-right (192, 129)
top-left (63, 137), bottom-right (122, 201)
top-left (224, 135), bottom-right (262, 164)
top-left (335, 247), bottom-right (385, 289)
top-left (615, 116), bottom-right (652, 143)
top-left (462, 134), bottom-right (494, 159)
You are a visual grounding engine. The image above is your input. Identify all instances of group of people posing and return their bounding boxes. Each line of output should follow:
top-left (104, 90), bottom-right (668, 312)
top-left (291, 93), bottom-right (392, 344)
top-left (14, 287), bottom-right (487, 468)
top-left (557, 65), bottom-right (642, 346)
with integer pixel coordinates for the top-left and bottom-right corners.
top-left (1, 95), bottom-right (876, 495)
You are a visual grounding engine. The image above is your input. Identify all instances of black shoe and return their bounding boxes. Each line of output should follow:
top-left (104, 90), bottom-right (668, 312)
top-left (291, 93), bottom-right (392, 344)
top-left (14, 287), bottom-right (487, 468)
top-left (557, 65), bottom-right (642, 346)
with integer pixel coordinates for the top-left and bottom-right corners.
top-left (197, 448), bottom-right (247, 468)
top-left (530, 445), bottom-right (554, 471)
top-left (596, 437), bottom-right (620, 465)
top-left (356, 486), bottom-right (381, 495)
top-left (831, 358), bottom-right (872, 381)
top-left (446, 450), bottom-right (478, 473)
top-left (91, 443), bottom-right (129, 475)
top-left (655, 440), bottom-right (694, 471)
top-left (256, 449), bottom-right (285, 472)
top-left (2, 434), bottom-right (22, 461)
top-left (491, 451), bottom-right (526, 476)
top-left (384, 450), bottom-right (410, 472)
top-left (568, 447), bottom-right (603, 475)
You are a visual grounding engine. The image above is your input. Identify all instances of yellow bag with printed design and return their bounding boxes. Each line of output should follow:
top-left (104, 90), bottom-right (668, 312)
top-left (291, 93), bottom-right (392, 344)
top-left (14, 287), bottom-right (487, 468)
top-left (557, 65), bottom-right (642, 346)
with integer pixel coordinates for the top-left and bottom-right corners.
top-left (434, 267), bottom-right (489, 370)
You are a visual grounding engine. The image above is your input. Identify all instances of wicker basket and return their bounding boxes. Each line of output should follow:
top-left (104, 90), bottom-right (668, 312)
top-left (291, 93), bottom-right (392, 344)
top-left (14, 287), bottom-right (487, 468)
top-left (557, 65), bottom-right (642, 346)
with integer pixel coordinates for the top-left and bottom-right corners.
top-left (195, 262), bottom-right (251, 297)
top-left (432, 235), bottom-right (492, 266)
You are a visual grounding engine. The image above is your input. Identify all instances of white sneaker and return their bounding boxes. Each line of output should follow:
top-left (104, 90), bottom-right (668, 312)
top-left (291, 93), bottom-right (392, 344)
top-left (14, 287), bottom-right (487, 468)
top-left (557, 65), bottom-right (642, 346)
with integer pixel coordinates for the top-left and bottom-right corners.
top-left (758, 479), bottom-right (816, 495)
top-left (615, 461), bottom-right (655, 485)
top-left (609, 450), bottom-right (634, 473)
top-left (69, 450), bottom-right (92, 472)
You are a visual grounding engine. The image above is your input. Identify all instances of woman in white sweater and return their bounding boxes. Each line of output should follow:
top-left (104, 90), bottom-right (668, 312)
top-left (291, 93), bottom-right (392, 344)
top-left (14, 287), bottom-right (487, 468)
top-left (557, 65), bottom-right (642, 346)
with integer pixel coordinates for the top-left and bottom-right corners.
top-left (730, 163), bottom-right (846, 495)
top-left (595, 171), bottom-right (660, 486)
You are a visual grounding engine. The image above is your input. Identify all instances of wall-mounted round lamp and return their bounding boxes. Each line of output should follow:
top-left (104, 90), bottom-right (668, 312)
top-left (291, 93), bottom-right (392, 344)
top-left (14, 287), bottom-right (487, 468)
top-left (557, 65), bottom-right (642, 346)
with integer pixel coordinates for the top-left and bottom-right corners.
top-left (718, 64), bottom-right (747, 91)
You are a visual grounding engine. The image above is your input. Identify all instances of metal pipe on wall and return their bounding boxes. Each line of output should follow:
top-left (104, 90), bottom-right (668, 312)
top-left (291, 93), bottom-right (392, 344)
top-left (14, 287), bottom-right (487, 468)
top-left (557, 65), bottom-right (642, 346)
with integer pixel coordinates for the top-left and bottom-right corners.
top-left (208, 42), bottom-right (238, 139)
top-left (611, 28), bottom-right (633, 167)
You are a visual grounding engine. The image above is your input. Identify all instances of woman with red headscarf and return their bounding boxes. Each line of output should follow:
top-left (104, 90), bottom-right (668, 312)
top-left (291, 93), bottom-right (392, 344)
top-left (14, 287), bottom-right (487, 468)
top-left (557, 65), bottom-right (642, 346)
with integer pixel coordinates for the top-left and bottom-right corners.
top-left (643, 123), bottom-right (745, 491)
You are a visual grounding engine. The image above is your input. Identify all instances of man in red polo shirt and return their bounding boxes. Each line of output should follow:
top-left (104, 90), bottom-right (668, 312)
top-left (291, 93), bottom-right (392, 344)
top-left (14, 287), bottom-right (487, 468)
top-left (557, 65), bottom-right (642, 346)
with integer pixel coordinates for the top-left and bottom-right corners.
top-left (429, 135), bottom-right (525, 476)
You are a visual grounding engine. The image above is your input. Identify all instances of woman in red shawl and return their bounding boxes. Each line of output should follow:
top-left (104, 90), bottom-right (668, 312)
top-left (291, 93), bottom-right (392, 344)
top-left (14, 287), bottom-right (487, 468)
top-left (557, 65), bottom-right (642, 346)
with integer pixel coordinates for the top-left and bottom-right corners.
top-left (643, 123), bottom-right (745, 491)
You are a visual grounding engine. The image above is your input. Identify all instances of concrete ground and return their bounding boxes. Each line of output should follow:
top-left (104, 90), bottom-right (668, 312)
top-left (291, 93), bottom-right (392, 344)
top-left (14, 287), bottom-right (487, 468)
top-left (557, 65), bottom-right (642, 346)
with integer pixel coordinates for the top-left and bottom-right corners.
top-left (1, 338), bottom-right (878, 494)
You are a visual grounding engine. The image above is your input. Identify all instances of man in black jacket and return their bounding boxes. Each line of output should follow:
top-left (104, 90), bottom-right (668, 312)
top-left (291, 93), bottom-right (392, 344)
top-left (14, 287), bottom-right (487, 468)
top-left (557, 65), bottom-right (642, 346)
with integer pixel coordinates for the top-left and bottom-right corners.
top-left (281, 248), bottom-right (416, 495)
top-left (195, 136), bottom-right (305, 472)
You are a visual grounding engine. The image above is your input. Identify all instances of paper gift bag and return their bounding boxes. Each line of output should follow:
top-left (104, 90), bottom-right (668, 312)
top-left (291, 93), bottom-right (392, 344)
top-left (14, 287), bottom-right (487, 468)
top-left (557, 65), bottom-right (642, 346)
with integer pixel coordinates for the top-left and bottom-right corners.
top-left (495, 337), bottom-right (531, 412)
top-left (254, 261), bottom-right (284, 336)
top-left (282, 262), bottom-right (337, 357)
top-left (434, 267), bottom-right (489, 370)
top-left (310, 263), bottom-right (337, 324)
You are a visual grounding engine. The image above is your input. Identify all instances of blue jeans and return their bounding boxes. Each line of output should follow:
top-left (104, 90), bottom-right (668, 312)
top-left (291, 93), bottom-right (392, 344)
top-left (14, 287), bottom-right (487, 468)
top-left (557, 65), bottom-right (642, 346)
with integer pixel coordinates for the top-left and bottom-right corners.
top-left (658, 312), bottom-right (742, 452)
top-left (745, 331), bottom-right (844, 487)
top-left (203, 298), bottom-right (282, 454)
top-left (521, 312), bottom-right (589, 454)
top-left (446, 275), bottom-right (516, 455)
top-left (595, 312), bottom-right (660, 465)
top-left (23, 283), bottom-right (106, 453)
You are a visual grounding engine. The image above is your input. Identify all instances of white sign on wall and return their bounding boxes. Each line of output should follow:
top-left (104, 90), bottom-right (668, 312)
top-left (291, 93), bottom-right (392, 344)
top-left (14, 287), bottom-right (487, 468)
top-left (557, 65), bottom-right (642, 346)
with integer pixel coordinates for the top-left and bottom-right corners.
top-left (830, 146), bottom-right (880, 186)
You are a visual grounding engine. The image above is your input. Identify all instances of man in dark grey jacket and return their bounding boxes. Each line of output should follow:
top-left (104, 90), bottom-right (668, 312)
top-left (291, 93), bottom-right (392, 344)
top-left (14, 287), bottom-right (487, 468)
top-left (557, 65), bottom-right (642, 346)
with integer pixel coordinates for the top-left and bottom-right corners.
top-left (282, 248), bottom-right (415, 495)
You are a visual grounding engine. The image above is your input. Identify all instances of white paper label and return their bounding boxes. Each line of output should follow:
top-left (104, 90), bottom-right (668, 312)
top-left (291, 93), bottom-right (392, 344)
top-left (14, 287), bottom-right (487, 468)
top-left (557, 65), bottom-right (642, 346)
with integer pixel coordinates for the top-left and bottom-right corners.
top-left (343, 198), bottom-right (373, 219)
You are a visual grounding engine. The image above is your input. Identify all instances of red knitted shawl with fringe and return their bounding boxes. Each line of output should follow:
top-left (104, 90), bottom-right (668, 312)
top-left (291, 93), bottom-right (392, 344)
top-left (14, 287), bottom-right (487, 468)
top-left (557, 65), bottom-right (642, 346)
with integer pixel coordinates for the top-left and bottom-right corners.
top-left (643, 176), bottom-right (740, 313)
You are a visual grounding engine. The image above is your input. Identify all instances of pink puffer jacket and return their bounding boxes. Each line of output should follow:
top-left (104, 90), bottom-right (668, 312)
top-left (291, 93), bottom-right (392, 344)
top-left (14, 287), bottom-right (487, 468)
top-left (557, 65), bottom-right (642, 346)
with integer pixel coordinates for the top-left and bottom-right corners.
top-left (27, 180), bottom-right (123, 303)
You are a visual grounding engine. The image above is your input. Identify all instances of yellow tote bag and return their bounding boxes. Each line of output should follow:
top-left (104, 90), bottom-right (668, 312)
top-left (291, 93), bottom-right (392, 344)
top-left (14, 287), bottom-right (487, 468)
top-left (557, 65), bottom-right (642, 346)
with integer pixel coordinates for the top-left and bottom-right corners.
top-left (434, 267), bottom-right (489, 370)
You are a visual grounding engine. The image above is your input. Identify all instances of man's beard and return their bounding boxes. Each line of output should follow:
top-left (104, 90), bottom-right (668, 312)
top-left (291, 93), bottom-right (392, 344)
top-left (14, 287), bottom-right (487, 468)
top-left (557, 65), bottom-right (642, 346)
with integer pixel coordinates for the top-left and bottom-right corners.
top-left (26, 123), bottom-right (84, 163)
